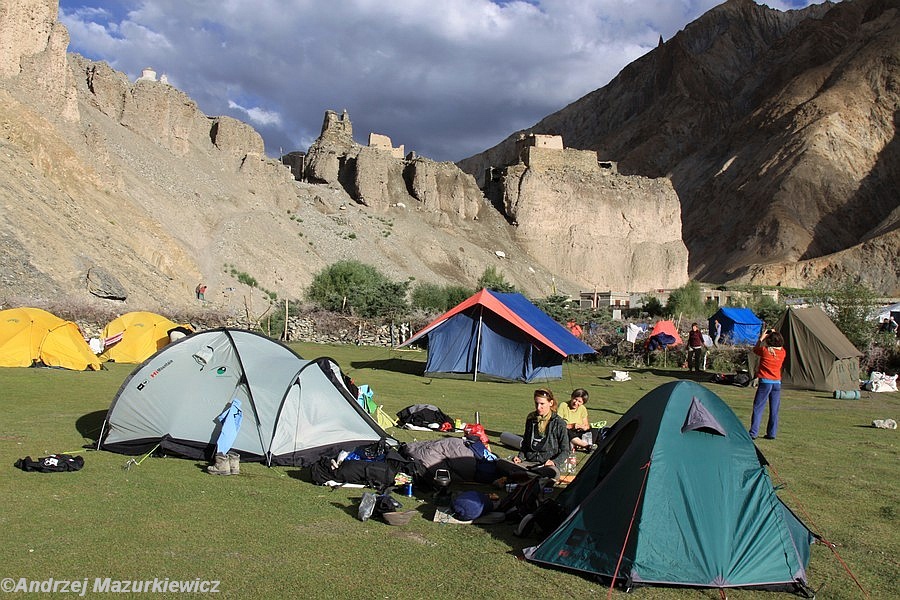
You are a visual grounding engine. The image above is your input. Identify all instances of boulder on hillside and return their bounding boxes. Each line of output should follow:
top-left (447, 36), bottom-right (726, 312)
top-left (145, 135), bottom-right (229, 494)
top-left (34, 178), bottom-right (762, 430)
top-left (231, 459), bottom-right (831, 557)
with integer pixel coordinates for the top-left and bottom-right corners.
top-left (85, 266), bottom-right (127, 301)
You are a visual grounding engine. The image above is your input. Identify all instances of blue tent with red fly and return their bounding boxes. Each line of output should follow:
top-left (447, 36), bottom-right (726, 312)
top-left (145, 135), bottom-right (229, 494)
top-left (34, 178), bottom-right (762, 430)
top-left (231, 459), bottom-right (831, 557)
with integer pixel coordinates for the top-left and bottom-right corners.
top-left (399, 289), bottom-right (595, 382)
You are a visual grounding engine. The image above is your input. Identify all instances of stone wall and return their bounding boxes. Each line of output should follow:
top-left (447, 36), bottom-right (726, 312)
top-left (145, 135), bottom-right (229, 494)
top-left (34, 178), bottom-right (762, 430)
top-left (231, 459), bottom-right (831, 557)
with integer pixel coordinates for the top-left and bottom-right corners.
top-left (523, 146), bottom-right (600, 172)
top-left (80, 316), bottom-right (416, 349)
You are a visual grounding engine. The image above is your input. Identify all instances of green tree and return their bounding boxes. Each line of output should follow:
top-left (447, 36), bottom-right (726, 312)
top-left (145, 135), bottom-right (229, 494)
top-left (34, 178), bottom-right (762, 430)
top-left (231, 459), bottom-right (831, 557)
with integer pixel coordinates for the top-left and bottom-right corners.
top-left (664, 281), bottom-right (705, 319)
top-left (477, 266), bottom-right (516, 293)
top-left (810, 277), bottom-right (880, 350)
top-left (306, 260), bottom-right (409, 318)
top-left (748, 294), bottom-right (785, 328)
top-left (532, 294), bottom-right (576, 322)
top-left (411, 282), bottom-right (473, 312)
top-left (640, 296), bottom-right (664, 317)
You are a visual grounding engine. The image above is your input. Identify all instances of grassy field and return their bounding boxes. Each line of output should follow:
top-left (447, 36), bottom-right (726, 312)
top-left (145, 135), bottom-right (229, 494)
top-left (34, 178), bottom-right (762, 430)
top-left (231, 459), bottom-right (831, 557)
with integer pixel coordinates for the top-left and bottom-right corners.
top-left (0, 341), bottom-right (897, 599)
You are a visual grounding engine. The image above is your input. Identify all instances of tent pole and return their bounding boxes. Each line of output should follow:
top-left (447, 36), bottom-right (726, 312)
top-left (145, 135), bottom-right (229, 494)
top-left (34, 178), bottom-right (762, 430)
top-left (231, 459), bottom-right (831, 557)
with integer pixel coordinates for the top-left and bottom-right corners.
top-left (473, 307), bottom-right (483, 382)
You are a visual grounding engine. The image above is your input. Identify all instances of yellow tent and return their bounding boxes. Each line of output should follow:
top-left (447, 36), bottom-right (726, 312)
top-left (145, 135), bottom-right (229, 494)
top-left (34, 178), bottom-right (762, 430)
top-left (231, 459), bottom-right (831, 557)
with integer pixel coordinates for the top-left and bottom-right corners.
top-left (100, 311), bottom-right (193, 363)
top-left (0, 307), bottom-right (101, 371)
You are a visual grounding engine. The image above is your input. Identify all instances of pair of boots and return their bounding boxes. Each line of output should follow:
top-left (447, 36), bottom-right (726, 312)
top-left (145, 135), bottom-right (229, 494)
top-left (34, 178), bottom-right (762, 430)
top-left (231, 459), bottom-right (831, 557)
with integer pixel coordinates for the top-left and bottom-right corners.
top-left (207, 451), bottom-right (240, 475)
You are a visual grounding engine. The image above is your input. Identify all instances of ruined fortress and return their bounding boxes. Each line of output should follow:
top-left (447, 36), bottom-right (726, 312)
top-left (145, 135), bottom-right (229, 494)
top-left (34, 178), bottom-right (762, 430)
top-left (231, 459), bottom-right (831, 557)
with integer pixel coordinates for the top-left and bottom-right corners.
top-left (302, 112), bottom-right (689, 293)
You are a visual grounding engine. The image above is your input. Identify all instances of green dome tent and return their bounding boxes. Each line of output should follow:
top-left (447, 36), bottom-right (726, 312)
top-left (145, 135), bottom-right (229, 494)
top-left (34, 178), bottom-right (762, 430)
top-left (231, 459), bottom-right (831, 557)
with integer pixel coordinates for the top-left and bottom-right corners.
top-left (525, 380), bottom-right (815, 595)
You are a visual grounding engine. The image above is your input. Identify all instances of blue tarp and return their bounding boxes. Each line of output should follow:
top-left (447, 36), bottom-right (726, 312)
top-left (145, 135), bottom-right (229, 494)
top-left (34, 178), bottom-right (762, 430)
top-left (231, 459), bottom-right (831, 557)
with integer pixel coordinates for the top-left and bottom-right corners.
top-left (709, 307), bottom-right (763, 345)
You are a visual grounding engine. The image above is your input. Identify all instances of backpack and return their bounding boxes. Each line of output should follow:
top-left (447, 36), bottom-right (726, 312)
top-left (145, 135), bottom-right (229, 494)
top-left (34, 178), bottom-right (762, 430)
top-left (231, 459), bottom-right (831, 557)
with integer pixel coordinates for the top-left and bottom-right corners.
top-left (733, 372), bottom-right (752, 387)
top-left (496, 476), bottom-right (552, 522)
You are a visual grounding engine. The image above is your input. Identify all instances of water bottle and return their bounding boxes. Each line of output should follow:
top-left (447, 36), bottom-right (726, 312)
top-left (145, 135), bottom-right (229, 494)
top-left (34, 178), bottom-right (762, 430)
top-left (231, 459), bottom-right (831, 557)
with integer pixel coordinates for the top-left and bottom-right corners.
top-left (565, 452), bottom-right (577, 475)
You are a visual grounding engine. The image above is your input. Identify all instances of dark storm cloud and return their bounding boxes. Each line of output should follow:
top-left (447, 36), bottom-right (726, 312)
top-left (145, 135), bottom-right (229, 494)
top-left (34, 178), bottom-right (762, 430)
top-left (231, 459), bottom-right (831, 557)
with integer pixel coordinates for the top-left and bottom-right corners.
top-left (58, 0), bottom-right (831, 161)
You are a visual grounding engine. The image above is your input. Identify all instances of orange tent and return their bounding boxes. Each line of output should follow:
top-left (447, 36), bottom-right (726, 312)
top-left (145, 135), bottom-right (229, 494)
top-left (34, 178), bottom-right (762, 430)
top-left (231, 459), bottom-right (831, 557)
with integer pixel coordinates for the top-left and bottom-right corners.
top-left (647, 320), bottom-right (683, 347)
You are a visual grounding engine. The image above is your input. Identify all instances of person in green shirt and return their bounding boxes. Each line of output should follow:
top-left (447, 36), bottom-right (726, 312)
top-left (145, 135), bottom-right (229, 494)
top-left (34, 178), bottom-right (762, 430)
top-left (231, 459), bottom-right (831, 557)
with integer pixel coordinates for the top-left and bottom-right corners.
top-left (557, 388), bottom-right (596, 452)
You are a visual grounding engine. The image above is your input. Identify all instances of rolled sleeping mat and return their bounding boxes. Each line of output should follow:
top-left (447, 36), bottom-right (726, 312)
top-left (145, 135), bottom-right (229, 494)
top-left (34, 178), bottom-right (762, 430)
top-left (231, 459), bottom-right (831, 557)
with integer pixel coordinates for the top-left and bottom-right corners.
top-left (833, 389), bottom-right (860, 400)
top-left (499, 431), bottom-right (523, 450)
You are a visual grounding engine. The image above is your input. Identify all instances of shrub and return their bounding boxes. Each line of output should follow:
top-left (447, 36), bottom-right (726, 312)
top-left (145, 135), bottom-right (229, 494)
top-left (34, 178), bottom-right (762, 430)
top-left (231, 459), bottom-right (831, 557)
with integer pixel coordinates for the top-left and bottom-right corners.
top-left (747, 293), bottom-right (785, 327)
top-left (641, 296), bottom-right (664, 318)
top-left (664, 281), bottom-right (705, 319)
top-left (306, 260), bottom-right (409, 319)
top-left (862, 332), bottom-right (900, 374)
top-left (411, 282), bottom-right (473, 312)
top-left (477, 266), bottom-right (515, 293)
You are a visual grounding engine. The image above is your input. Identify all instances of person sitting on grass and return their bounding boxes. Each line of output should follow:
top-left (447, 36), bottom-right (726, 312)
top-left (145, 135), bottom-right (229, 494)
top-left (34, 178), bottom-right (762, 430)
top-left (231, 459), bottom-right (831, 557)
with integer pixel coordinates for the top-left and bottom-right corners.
top-left (557, 388), bottom-right (596, 453)
top-left (508, 388), bottom-right (569, 480)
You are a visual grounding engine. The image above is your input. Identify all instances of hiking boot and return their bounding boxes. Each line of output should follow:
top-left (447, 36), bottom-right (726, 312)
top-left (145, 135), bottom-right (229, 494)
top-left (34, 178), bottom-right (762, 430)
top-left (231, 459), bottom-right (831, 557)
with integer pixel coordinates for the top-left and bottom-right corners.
top-left (207, 452), bottom-right (230, 476)
top-left (227, 451), bottom-right (240, 475)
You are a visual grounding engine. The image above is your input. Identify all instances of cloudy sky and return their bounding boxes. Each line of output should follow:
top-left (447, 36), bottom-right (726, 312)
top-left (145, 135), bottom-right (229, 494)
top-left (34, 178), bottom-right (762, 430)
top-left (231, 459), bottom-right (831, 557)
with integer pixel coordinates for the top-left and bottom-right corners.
top-left (59, 0), bottom-right (829, 162)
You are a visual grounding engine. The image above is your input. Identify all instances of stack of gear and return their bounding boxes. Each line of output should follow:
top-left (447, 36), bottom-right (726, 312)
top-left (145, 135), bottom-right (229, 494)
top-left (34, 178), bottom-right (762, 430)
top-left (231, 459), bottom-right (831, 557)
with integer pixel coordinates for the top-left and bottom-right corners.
top-left (401, 436), bottom-right (498, 485)
top-left (310, 438), bottom-right (422, 491)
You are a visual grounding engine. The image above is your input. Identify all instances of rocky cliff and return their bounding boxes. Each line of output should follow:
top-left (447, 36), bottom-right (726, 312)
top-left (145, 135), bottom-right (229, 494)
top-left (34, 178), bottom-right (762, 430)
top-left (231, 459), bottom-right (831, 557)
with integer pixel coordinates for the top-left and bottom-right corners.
top-left (498, 142), bottom-right (687, 291)
top-left (459, 0), bottom-right (900, 295)
top-left (0, 1), bottom-right (590, 314)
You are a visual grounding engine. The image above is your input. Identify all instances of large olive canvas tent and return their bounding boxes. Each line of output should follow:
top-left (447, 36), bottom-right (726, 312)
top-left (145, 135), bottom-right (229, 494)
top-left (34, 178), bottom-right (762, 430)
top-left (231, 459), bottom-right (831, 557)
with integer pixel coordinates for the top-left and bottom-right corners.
top-left (100, 311), bottom-right (193, 363)
top-left (524, 380), bottom-right (815, 594)
top-left (0, 307), bottom-right (100, 371)
top-left (98, 329), bottom-right (394, 466)
top-left (767, 307), bottom-right (862, 392)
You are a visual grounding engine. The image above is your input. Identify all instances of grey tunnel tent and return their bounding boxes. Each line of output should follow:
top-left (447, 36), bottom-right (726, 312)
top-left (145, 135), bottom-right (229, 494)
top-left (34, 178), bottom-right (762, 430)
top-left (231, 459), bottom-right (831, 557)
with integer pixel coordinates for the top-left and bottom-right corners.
top-left (98, 328), bottom-right (394, 466)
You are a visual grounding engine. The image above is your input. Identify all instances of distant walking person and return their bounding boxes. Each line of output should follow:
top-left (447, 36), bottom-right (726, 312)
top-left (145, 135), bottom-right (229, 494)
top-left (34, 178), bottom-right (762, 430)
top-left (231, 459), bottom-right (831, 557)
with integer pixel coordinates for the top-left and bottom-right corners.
top-left (687, 323), bottom-right (706, 372)
top-left (749, 328), bottom-right (786, 440)
top-left (196, 283), bottom-right (207, 301)
top-left (712, 319), bottom-right (722, 346)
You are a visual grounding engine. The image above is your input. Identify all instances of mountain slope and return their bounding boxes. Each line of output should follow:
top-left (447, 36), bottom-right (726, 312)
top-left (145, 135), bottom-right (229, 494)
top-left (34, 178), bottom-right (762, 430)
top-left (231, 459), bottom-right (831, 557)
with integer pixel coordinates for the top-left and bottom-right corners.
top-left (459, 0), bottom-right (900, 294)
top-left (0, 1), bottom-right (578, 314)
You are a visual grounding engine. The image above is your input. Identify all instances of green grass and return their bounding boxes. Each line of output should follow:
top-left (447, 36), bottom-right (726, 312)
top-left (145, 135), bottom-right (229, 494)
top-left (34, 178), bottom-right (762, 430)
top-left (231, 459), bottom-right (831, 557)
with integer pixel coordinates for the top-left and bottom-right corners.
top-left (1, 345), bottom-right (897, 599)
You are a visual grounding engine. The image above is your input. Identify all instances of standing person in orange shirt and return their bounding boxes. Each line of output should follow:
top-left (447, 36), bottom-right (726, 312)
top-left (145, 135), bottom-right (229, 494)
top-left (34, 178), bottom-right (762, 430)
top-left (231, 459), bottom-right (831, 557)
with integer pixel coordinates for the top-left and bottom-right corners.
top-left (749, 328), bottom-right (786, 440)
